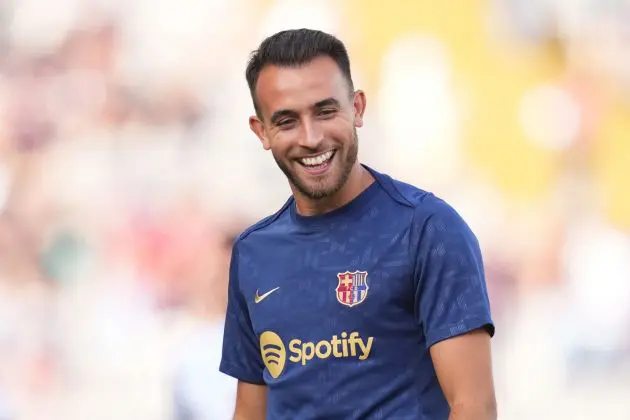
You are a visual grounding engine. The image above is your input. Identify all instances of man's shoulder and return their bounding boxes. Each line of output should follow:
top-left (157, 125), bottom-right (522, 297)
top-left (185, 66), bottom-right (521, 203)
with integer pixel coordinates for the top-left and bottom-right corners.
top-left (233, 197), bottom-right (294, 245)
top-left (380, 173), bottom-right (479, 255)
top-left (376, 170), bottom-right (443, 212)
top-left (375, 169), bottom-right (465, 223)
top-left (383, 175), bottom-right (432, 207)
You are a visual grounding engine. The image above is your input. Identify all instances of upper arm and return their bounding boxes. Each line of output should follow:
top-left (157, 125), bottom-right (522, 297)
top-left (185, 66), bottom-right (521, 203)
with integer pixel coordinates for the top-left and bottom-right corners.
top-left (430, 329), bottom-right (496, 416)
top-left (219, 241), bottom-right (266, 385)
top-left (412, 200), bottom-right (496, 412)
top-left (234, 381), bottom-right (267, 420)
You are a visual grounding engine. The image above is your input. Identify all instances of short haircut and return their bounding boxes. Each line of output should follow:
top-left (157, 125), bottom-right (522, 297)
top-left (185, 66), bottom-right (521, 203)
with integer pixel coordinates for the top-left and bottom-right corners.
top-left (245, 28), bottom-right (354, 117)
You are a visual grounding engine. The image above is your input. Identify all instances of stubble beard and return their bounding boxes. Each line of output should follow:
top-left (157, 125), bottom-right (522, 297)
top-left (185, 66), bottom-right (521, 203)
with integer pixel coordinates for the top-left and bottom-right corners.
top-left (273, 129), bottom-right (359, 201)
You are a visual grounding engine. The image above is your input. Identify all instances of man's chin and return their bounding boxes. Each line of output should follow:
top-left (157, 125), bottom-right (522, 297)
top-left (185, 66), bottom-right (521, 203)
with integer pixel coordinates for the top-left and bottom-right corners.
top-left (296, 177), bottom-right (346, 200)
top-left (285, 160), bottom-right (351, 201)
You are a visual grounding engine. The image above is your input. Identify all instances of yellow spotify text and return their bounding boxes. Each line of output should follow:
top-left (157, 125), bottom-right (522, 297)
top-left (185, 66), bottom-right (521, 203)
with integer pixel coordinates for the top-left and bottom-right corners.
top-left (260, 331), bottom-right (374, 379)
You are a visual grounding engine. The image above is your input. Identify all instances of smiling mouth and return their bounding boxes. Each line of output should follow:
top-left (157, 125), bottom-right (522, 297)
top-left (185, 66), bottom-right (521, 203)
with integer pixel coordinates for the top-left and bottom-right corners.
top-left (296, 150), bottom-right (336, 175)
top-left (298, 150), bottom-right (335, 167)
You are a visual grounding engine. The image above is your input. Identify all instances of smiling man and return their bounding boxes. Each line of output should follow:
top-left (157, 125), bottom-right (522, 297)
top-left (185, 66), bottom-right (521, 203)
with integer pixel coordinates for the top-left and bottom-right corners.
top-left (219, 29), bottom-right (497, 420)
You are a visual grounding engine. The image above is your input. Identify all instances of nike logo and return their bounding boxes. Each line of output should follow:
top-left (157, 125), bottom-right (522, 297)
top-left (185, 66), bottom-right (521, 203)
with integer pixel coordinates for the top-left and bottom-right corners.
top-left (255, 287), bottom-right (280, 304)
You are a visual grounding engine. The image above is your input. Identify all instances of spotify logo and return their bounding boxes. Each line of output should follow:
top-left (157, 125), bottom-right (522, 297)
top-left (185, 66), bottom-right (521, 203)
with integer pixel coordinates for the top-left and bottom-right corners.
top-left (260, 330), bottom-right (374, 379)
top-left (259, 331), bottom-right (286, 379)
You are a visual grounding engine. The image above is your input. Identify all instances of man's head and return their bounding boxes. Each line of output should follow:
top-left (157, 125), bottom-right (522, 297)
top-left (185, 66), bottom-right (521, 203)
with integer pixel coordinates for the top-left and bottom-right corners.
top-left (246, 29), bottom-right (366, 201)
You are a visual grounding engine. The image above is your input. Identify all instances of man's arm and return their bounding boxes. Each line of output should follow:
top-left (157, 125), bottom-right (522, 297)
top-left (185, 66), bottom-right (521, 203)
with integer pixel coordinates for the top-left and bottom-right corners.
top-left (233, 381), bottom-right (267, 420)
top-left (430, 329), bottom-right (497, 420)
top-left (219, 241), bottom-right (267, 418)
top-left (410, 199), bottom-right (497, 419)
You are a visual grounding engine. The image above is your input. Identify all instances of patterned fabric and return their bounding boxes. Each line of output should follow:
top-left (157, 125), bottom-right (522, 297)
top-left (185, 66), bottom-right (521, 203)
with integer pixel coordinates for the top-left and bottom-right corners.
top-left (220, 166), bottom-right (494, 419)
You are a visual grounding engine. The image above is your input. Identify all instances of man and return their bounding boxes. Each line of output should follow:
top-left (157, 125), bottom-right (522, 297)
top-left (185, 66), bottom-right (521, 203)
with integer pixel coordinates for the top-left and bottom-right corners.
top-left (220, 29), bottom-right (497, 420)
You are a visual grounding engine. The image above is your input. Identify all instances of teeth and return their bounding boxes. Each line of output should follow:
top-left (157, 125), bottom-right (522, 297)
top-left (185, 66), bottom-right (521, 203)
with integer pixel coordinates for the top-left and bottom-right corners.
top-left (300, 150), bottom-right (334, 166)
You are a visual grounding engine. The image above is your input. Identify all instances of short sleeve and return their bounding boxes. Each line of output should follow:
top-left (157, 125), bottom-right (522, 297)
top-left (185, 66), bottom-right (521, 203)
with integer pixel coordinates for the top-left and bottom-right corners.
top-left (412, 199), bottom-right (495, 349)
top-left (219, 241), bottom-right (266, 384)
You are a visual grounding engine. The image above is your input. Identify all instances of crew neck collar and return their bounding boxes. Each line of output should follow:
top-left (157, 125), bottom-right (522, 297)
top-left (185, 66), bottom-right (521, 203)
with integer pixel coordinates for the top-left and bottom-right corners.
top-left (289, 165), bottom-right (383, 229)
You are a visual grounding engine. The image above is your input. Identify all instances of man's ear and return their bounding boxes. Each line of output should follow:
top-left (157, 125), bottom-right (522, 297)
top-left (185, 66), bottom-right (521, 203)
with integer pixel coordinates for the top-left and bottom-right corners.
top-left (353, 90), bottom-right (367, 128)
top-left (249, 116), bottom-right (271, 150)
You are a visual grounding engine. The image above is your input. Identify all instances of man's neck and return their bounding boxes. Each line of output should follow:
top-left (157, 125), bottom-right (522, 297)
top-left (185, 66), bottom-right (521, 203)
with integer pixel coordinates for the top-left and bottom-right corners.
top-left (294, 164), bottom-right (374, 217)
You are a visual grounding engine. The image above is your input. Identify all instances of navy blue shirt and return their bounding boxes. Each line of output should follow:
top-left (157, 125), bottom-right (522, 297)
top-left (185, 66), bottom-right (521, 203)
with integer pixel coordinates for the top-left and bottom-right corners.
top-left (220, 166), bottom-right (494, 419)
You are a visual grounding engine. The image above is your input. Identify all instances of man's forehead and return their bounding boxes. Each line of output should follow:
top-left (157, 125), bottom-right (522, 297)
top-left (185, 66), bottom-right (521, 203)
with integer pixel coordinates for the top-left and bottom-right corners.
top-left (255, 57), bottom-right (349, 112)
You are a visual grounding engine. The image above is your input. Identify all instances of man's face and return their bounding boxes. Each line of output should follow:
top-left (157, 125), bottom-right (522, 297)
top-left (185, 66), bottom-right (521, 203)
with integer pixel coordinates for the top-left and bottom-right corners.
top-left (250, 56), bottom-right (365, 200)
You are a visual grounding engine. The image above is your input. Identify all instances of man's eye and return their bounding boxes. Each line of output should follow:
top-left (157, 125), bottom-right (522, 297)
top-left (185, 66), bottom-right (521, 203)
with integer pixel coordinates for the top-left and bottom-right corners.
top-left (318, 109), bottom-right (336, 117)
top-left (277, 120), bottom-right (296, 129)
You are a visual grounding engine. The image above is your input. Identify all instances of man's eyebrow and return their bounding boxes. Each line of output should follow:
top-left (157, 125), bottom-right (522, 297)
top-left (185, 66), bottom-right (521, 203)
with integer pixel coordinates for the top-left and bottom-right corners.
top-left (313, 97), bottom-right (340, 108)
top-left (269, 98), bottom-right (340, 124)
top-left (270, 109), bottom-right (298, 124)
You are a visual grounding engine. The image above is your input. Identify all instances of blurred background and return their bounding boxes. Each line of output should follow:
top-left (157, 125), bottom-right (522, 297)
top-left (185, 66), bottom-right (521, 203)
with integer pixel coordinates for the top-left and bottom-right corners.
top-left (0, 0), bottom-right (629, 419)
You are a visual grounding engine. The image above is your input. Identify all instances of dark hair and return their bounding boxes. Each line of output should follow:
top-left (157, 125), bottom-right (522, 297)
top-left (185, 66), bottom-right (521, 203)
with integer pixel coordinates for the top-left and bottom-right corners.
top-left (246, 28), bottom-right (354, 117)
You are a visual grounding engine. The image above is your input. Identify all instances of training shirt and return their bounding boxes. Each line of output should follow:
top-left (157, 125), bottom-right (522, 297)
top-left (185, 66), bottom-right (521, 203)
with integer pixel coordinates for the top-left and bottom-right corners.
top-left (220, 165), bottom-right (495, 419)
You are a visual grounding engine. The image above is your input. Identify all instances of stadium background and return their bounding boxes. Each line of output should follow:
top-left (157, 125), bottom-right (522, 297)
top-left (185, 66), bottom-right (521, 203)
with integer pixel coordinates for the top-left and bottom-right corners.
top-left (0, 0), bottom-right (629, 418)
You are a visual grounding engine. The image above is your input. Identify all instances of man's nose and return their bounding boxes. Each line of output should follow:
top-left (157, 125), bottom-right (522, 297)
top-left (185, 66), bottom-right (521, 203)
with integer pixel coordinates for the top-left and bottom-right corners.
top-left (298, 119), bottom-right (324, 149)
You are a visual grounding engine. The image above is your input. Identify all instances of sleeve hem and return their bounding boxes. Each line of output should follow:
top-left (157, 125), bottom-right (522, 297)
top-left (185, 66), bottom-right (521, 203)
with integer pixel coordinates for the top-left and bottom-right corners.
top-left (219, 361), bottom-right (266, 385)
top-left (426, 317), bottom-right (495, 349)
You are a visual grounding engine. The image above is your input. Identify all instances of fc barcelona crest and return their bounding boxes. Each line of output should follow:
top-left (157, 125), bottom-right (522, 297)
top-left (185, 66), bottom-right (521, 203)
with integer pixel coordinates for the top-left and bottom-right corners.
top-left (336, 271), bottom-right (369, 307)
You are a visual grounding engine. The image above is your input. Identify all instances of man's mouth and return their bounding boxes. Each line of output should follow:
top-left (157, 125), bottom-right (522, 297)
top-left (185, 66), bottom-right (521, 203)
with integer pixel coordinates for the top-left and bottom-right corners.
top-left (296, 150), bottom-right (336, 175)
top-left (298, 150), bottom-right (335, 167)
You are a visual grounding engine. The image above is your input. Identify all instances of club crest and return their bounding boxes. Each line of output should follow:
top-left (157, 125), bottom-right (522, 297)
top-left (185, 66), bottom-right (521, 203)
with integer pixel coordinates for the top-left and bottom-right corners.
top-left (335, 271), bottom-right (369, 307)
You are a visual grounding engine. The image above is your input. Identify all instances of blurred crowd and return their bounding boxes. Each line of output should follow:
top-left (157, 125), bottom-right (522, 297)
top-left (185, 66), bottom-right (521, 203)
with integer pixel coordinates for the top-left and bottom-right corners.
top-left (0, 0), bottom-right (629, 419)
